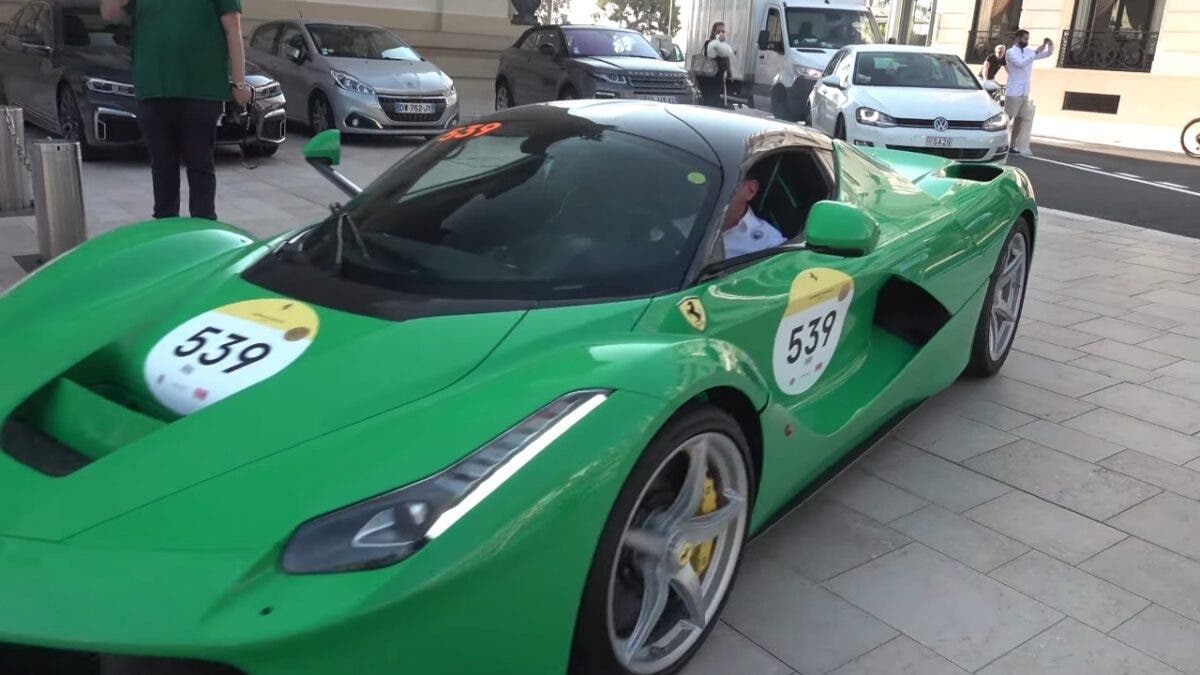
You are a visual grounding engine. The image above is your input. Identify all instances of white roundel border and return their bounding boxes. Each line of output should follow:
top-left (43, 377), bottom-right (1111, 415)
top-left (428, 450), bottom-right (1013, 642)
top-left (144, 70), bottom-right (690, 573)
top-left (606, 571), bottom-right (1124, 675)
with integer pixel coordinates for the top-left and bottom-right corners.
top-left (772, 268), bottom-right (854, 396)
top-left (144, 299), bottom-right (320, 415)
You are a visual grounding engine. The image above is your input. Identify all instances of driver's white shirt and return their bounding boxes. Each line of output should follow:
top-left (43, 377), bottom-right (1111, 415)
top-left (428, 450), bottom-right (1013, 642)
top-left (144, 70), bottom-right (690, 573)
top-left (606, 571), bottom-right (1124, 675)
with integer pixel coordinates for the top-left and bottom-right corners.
top-left (723, 207), bottom-right (786, 259)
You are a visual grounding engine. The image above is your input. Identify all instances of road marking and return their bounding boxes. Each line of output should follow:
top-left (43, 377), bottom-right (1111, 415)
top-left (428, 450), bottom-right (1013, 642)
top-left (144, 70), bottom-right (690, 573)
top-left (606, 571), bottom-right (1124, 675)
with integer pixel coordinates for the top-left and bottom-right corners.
top-left (1114, 172), bottom-right (1142, 179)
top-left (1158, 181), bottom-right (1193, 190)
top-left (1019, 154), bottom-right (1200, 198)
top-left (1074, 163), bottom-right (1101, 170)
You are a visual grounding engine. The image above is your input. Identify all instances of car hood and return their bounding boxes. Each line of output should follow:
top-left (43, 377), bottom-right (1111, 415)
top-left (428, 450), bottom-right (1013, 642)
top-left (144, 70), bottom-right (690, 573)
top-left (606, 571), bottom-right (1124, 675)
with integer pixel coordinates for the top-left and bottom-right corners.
top-left (326, 56), bottom-right (449, 94)
top-left (0, 267), bottom-right (523, 542)
top-left (575, 56), bottom-right (683, 73)
top-left (854, 86), bottom-right (1000, 120)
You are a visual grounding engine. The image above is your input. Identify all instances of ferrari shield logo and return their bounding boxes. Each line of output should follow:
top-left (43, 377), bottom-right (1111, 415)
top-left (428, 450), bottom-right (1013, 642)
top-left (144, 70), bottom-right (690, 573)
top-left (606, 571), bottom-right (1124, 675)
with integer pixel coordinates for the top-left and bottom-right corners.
top-left (678, 296), bottom-right (707, 332)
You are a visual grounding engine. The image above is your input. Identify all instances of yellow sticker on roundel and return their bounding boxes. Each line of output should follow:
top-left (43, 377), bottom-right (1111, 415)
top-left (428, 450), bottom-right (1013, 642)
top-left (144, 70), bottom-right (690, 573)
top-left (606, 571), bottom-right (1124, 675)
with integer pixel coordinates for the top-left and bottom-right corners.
top-left (144, 299), bottom-right (321, 415)
top-left (772, 268), bottom-right (854, 395)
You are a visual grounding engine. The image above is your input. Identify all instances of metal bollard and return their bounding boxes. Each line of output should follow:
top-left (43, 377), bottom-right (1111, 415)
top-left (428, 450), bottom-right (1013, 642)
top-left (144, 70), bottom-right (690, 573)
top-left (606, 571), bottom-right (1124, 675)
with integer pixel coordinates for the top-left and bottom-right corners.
top-left (32, 140), bottom-right (87, 262)
top-left (0, 105), bottom-right (34, 214)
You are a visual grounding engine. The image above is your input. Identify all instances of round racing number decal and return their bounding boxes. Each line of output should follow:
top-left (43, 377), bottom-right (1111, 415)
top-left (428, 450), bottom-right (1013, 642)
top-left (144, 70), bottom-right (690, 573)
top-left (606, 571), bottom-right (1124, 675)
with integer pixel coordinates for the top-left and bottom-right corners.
top-left (144, 299), bottom-right (320, 415)
top-left (772, 268), bottom-right (854, 395)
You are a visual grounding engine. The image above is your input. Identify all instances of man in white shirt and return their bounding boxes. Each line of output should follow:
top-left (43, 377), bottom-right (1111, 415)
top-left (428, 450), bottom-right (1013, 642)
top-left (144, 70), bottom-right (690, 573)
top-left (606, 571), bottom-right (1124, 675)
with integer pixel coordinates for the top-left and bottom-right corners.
top-left (721, 172), bottom-right (787, 259)
top-left (1004, 29), bottom-right (1054, 157)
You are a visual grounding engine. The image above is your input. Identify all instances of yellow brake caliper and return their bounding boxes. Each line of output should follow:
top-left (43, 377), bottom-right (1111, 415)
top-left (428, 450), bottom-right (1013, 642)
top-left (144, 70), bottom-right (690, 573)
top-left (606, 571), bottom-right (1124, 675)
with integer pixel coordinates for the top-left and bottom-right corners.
top-left (689, 476), bottom-right (718, 576)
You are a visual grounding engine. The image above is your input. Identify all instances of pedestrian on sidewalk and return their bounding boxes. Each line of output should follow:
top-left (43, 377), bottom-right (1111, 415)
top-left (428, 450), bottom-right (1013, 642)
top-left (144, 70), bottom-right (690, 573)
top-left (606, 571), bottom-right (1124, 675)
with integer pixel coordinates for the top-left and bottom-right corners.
top-left (699, 22), bottom-right (733, 108)
top-left (1004, 29), bottom-right (1054, 157)
top-left (99, 0), bottom-right (251, 221)
top-left (982, 44), bottom-right (1006, 81)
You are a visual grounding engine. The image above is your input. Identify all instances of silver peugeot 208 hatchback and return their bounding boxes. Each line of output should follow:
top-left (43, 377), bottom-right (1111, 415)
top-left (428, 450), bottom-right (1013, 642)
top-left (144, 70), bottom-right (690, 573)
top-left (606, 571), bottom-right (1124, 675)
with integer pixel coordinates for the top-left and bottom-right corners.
top-left (247, 19), bottom-right (459, 138)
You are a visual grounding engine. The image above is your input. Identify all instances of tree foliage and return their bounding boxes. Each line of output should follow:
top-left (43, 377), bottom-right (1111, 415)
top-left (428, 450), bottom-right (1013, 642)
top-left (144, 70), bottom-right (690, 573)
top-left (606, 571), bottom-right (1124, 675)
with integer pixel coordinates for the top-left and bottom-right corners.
top-left (536, 0), bottom-right (571, 25)
top-left (595, 0), bottom-right (682, 36)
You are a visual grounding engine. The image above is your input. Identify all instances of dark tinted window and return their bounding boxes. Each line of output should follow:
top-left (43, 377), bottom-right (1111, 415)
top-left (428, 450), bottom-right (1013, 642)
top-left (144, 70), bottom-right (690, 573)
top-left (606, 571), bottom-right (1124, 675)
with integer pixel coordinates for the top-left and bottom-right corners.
top-left (6, 6), bottom-right (30, 38)
top-left (60, 7), bottom-right (126, 47)
top-left (269, 115), bottom-right (720, 301)
top-left (786, 8), bottom-right (881, 49)
top-left (854, 51), bottom-right (979, 89)
top-left (12, 4), bottom-right (40, 40)
top-left (250, 23), bottom-right (279, 52)
top-left (277, 23), bottom-right (303, 57)
top-left (518, 30), bottom-right (540, 50)
top-left (307, 23), bottom-right (420, 61)
top-left (563, 28), bottom-right (661, 58)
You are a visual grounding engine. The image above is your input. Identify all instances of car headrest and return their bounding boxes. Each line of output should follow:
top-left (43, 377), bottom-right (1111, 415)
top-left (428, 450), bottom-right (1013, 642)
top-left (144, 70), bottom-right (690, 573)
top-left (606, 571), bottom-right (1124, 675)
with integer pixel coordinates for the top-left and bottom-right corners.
top-left (63, 14), bottom-right (88, 47)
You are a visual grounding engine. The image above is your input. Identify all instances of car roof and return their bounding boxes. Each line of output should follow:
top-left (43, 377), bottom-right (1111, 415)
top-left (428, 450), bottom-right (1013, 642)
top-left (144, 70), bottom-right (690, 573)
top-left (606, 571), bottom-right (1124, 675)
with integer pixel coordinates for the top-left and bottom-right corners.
top-left (295, 18), bottom-right (391, 30)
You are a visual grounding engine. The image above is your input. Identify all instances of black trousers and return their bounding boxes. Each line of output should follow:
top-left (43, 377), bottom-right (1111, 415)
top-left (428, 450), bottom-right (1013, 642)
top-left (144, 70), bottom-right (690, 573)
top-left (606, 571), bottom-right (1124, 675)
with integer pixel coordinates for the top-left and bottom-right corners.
top-left (136, 98), bottom-right (223, 220)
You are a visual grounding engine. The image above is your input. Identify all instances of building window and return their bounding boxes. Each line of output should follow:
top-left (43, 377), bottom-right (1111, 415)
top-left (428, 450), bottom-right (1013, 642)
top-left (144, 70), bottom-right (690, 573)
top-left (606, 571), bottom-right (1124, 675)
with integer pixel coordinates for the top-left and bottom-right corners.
top-left (1059, 0), bottom-right (1161, 72)
top-left (965, 0), bottom-right (1023, 63)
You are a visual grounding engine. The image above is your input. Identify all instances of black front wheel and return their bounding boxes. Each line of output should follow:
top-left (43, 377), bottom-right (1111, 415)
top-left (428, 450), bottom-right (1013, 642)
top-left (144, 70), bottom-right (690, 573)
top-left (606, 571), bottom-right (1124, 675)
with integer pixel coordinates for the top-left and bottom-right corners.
top-left (1182, 118), bottom-right (1200, 158)
top-left (309, 93), bottom-right (335, 134)
top-left (57, 86), bottom-right (95, 159)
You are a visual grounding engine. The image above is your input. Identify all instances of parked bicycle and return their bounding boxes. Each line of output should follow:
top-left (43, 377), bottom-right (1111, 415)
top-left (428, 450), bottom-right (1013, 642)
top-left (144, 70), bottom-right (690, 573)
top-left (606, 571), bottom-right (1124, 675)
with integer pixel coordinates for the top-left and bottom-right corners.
top-left (1183, 117), bottom-right (1200, 158)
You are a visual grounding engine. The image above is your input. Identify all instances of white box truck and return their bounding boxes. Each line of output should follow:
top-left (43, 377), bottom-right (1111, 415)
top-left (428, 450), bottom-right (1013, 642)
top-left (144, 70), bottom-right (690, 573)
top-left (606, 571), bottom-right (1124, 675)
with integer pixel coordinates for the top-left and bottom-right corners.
top-left (688, 0), bottom-right (882, 120)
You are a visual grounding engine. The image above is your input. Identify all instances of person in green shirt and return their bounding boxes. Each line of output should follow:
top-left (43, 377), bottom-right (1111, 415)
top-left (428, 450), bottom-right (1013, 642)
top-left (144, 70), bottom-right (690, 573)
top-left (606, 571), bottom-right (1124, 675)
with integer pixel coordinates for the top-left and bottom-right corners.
top-left (100, 0), bottom-right (251, 220)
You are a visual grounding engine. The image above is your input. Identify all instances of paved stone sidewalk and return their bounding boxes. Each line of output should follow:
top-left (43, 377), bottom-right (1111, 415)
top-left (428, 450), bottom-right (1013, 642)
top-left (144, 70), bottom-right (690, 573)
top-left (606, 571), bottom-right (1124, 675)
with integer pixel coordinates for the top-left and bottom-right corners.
top-left (3, 128), bottom-right (1200, 674)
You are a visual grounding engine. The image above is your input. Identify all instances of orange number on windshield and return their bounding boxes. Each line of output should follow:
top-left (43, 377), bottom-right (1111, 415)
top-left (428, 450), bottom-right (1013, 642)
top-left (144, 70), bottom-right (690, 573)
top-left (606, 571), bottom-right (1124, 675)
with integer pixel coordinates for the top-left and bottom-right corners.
top-left (437, 122), bottom-right (502, 142)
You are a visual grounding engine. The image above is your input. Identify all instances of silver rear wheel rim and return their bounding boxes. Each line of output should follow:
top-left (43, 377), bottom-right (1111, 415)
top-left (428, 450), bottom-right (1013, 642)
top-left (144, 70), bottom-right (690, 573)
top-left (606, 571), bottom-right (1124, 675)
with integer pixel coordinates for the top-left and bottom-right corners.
top-left (605, 432), bottom-right (749, 674)
top-left (988, 231), bottom-right (1028, 361)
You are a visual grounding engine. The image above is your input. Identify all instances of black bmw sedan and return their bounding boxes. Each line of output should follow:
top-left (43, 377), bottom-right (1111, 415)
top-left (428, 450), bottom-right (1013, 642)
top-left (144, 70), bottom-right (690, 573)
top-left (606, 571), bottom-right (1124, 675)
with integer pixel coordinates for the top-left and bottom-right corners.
top-left (0, 0), bottom-right (286, 158)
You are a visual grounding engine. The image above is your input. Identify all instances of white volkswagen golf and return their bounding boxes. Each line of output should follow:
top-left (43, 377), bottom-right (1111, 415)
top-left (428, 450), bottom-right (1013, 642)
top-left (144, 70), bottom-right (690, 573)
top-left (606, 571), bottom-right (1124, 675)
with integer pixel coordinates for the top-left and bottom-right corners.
top-left (806, 45), bottom-right (1009, 162)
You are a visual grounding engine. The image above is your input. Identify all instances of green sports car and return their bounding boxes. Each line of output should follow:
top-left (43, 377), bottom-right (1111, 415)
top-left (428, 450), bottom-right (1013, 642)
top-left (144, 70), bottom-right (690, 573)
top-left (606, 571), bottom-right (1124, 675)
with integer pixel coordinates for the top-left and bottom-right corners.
top-left (0, 101), bottom-right (1035, 675)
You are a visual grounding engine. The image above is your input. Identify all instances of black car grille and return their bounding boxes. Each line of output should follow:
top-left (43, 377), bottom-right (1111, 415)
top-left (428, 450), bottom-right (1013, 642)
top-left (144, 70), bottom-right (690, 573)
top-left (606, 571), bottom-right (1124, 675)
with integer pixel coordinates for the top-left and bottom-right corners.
top-left (887, 145), bottom-right (991, 160)
top-left (893, 118), bottom-right (985, 130)
top-left (377, 96), bottom-right (446, 123)
top-left (626, 71), bottom-right (690, 91)
top-left (0, 643), bottom-right (246, 675)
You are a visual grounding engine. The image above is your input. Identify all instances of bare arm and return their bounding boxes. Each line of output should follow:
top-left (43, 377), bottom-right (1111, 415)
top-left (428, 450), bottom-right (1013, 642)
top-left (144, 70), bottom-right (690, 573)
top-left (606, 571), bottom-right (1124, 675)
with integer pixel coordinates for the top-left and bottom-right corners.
top-left (100, 0), bottom-right (127, 23)
top-left (1035, 40), bottom-right (1055, 60)
top-left (220, 11), bottom-right (246, 85)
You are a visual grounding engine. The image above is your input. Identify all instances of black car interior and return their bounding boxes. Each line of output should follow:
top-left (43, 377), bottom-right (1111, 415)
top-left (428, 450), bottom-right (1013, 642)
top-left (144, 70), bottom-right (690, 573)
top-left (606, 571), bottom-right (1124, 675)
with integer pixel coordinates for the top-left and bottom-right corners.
top-left (747, 150), bottom-right (833, 242)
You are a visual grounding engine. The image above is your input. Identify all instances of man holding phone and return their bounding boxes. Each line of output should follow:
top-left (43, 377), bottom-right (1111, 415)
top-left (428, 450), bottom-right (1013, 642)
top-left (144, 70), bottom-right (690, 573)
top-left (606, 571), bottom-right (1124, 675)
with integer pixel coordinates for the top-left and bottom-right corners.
top-left (100, 0), bottom-right (251, 220)
top-left (1004, 29), bottom-right (1054, 157)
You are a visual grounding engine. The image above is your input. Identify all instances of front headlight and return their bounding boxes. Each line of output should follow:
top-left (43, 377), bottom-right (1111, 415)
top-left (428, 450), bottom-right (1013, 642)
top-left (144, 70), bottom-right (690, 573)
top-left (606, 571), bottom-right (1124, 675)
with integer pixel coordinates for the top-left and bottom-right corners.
top-left (983, 111), bottom-right (1009, 131)
top-left (591, 70), bottom-right (628, 85)
top-left (331, 69), bottom-right (375, 95)
top-left (84, 76), bottom-right (135, 97)
top-left (442, 74), bottom-right (457, 99)
top-left (793, 65), bottom-right (823, 79)
top-left (281, 390), bottom-right (609, 574)
top-left (855, 106), bottom-right (898, 127)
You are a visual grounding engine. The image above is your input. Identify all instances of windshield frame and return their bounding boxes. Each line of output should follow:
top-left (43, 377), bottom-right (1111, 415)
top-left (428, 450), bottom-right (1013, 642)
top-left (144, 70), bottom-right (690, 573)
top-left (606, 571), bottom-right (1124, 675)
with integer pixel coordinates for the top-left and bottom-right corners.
top-left (852, 50), bottom-right (982, 90)
top-left (562, 27), bottom-right (664, 59)
top-left (784, 8), bottom-right (882, 50)
top-left (306, 23), bottom-right (422, 61)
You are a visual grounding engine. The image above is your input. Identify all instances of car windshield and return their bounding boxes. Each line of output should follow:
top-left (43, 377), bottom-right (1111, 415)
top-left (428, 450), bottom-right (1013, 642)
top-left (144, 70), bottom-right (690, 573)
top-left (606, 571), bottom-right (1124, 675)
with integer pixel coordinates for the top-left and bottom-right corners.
top-left (61, 8), bottom-right (128, 47)
top-left (854, 51), bottom-right (980, 89)
top-left (563, 28), bottom-right (662, 59)
top-left (279, 112), bottom-right (719, 301)
top-left (307, 24), bottom-right (421, 61)
top-left (786, 9), bottom-right (881, 50)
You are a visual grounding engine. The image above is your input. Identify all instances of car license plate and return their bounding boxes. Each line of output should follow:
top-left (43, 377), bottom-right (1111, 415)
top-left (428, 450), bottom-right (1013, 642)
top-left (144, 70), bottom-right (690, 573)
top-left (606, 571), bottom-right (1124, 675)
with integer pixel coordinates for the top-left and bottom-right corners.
top-left (926, 136), bottom-right (952, 147)
top-left (637, 95), bottom-right (680, 104)
top-left (395, 102), bottom-right (435, 114)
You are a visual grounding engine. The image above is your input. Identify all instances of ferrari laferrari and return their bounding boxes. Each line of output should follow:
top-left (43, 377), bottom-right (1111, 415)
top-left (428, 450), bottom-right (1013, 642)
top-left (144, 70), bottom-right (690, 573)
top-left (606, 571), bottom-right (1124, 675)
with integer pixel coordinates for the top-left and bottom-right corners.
top-left (0, 100), bottom-right (1035, 675)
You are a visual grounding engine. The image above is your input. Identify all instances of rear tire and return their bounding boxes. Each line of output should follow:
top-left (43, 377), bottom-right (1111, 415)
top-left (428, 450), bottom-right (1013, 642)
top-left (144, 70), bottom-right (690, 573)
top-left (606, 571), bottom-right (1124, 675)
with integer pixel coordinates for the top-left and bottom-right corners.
top-left (570, 404), bottom-right (754, 675)
top-left (965, 216), bottom-right (1032, 377)
top-left (559, 85), bottom-right (578, 101)
top-left (834, 115), bottom-right (846, 141)
top-left (57, 85), bottom-right (95, 160)
top-left (1182, 118), bottom-right (1200, 158)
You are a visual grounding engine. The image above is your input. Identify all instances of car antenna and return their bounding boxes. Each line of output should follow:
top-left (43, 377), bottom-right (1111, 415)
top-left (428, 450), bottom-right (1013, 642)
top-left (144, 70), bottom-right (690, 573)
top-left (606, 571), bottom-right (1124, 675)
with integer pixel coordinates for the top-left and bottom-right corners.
top-left (297, 2), bottom-right (304, 18)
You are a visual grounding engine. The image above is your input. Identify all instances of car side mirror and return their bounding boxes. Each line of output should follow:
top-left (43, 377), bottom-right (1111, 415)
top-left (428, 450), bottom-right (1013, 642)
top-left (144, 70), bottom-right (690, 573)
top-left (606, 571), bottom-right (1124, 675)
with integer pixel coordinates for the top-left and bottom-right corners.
top-left (304, 129), bottom-right (362, 198)
top-left (288, 46), bottom-right (307, 63)
top-left (538, 43), bottom-right (558, 58)
top-left (757, 29), bottom-right (770, 51)
top-left (659, 47), bottom-right (671, 60)
top-left (821, 75), bottom-right (843, 89)
top-left (981, 79), bottom-right (1000, 92)
top-left (804, 200), bottom-right (879, 256)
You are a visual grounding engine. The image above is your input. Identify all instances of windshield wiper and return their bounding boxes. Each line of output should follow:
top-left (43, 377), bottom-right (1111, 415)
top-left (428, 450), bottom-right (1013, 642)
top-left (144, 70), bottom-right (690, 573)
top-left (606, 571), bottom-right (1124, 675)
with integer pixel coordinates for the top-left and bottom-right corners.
top-left (330, 202), bottom-right (371, 269)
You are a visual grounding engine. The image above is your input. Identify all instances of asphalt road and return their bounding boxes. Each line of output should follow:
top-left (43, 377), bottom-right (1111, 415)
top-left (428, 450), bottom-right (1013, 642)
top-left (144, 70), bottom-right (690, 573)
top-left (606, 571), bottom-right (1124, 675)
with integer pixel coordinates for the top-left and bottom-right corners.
top-left (1010, 141), bottom-right (1200, 239)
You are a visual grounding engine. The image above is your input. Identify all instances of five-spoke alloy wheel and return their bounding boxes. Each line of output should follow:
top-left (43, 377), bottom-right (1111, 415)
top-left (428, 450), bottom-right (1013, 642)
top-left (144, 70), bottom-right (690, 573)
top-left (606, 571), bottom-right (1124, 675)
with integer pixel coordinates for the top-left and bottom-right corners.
top-left (966, 216), bottom-right (1031, 376)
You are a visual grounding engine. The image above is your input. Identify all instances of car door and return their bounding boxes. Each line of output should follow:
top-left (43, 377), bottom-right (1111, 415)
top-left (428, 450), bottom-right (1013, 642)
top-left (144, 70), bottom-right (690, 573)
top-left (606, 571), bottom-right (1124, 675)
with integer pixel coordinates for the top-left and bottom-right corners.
top-left (503, 30), bottom-right (540, 105)
top-left (0, 4), bottom-right (33, 106)
top-left (810, 48), bottom-right (847, 133)
top-left (272, 23), bottom-right (310, 122)
top-left (816, 50), bottom-right (853, 133)
top-left (527, 29), bottom-right (565, 102)
top-left (3, 3), bottom-right (46, 115)
top-left (24, 1), bottom-right (56, 122)
top-left (752, 5), bottom-right (786, 111)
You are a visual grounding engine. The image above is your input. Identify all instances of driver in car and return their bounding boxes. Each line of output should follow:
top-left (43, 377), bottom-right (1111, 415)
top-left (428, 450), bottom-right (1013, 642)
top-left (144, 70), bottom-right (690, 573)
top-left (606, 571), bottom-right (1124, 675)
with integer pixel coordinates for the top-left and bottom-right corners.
top-left (721, 167), bottom-right (786, 258)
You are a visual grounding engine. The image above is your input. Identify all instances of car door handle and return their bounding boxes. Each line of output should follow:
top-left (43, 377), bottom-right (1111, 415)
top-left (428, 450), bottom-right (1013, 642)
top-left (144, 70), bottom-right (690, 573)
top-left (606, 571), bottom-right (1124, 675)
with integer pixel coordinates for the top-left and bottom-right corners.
top-left (759, 54), bottom-right (765, 59)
